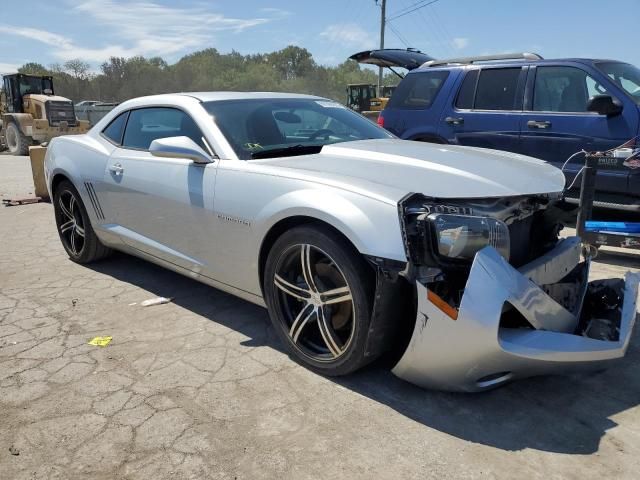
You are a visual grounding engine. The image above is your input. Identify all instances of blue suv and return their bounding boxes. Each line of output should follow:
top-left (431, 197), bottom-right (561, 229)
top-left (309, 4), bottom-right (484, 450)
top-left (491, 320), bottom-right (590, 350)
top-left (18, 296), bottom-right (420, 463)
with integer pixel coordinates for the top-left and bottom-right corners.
top-left (360, 51), bottom-right (640, 211)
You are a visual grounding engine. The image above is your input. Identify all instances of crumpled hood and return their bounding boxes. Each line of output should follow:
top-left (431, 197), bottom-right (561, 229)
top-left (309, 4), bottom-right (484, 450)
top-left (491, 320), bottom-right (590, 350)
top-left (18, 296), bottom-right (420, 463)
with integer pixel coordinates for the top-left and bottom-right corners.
top-left (259, 139), bottom-right (566, 203)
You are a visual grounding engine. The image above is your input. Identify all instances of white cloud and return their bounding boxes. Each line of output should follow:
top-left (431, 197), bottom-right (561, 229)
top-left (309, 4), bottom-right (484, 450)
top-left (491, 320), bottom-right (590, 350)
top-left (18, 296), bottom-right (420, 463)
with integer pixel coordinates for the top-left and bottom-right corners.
top-left (452, 37), bottom-right (469, 50)
top-left (0, 1), bottom-right (277, 64)
top-left (320, 23), bottom-right (373, 50)
top-left (0, 26), bottom-right (74, 49)
top-left (0, 62), bottom-right (20, 73)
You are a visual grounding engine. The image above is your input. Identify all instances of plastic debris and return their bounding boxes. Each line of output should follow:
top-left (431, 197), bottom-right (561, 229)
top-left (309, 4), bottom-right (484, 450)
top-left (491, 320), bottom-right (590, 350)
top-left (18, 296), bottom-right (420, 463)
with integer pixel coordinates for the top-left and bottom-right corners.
top-left (140, 297), bottom-right (172, 307)
top-left (9, 445), bottom-right (20, 456)
top-left (88, 336), bottom-right (113, 347)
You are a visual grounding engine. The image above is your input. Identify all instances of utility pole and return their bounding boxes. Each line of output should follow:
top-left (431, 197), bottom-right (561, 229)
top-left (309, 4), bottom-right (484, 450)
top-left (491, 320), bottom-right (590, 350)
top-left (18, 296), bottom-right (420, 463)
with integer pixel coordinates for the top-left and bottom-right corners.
top-left (378, 0), bottom-right (386, 90)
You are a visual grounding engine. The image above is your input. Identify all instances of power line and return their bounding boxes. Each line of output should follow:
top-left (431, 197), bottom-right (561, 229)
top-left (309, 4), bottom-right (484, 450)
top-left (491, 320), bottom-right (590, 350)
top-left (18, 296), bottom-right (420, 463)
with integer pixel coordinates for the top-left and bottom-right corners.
top-left (387, 22), bottom-right (410, 47)
top-left (388, 0), bottom-right (432, 17)
top-left (387, 0), bottom-right (441, 21)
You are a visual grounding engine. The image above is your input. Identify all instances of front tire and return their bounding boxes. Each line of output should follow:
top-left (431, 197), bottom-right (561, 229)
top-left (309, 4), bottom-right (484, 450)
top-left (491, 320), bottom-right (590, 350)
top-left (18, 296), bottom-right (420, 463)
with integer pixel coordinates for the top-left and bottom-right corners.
top-left (53, 180), bottom-right (111, 263)
top-left (5, 122), bottom-right (31, 155)
top-left (264, 225), bottom-right (374, 376)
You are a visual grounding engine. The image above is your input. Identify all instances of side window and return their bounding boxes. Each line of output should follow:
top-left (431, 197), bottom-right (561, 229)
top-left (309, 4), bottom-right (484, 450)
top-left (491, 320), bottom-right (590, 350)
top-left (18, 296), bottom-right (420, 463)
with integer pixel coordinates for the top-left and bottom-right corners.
top-left (532, 66), bottom-right (609, 112)
top-left (101, 111), bottom-right (128, 145)
top-left (455, 69), bottom-right (479, 109)
top-left (387, 71), bottom-right (449, 110)
top-left (474, 68), bottom-right (521, 110)
top-left (122, 107), bottom-right (207, 151)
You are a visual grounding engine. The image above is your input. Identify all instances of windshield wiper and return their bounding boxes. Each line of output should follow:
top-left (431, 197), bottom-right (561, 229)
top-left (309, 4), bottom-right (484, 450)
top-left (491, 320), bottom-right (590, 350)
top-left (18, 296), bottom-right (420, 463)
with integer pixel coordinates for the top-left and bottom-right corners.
top-left (250, 144), bottom-right (323, 159)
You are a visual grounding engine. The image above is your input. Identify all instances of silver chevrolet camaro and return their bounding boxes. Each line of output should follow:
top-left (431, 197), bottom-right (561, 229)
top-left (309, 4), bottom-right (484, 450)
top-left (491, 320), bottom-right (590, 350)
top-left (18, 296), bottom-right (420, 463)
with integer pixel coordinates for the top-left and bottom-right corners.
top-left (44, 92), bottom-right (639, 391)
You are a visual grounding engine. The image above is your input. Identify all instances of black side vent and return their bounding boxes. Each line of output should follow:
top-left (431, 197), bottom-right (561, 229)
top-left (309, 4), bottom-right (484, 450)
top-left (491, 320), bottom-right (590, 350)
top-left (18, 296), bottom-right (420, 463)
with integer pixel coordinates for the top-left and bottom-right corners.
top-left (84, 182), bottom-right (105, 220)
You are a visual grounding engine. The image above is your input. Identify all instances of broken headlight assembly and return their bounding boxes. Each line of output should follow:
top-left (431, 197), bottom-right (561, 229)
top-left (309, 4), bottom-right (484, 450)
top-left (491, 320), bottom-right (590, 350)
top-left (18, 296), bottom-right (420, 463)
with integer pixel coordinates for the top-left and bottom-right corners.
top-left (427, 213), bottom-right (510, 264)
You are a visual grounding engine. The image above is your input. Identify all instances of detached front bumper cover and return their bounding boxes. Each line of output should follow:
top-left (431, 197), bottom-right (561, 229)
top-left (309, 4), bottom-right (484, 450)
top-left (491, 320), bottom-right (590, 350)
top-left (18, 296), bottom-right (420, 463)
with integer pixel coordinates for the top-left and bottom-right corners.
top-left (393, 237), bottom-right (640, 392)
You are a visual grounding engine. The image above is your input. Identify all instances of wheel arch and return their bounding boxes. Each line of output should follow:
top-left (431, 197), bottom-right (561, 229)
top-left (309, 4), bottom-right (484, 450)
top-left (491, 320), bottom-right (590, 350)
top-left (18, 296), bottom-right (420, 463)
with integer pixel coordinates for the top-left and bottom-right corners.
top-left (252, 187), bottom-right (406, 294)
top-left (258, 215), bottom-right (369, 295)
top-left (51, 172), bottom-right (73, 196)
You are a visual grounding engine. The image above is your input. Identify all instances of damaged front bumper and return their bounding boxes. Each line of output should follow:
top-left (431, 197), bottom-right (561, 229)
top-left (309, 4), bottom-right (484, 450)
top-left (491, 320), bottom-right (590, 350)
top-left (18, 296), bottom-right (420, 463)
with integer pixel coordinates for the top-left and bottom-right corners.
top-left (392, 237), bottom-right (640, 392)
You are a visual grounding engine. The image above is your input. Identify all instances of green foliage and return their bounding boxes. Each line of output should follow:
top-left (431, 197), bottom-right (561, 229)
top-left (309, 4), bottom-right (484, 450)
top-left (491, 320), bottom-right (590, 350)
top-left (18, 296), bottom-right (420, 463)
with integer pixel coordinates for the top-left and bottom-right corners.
top-left (15, 46), bottom-right (397, 104)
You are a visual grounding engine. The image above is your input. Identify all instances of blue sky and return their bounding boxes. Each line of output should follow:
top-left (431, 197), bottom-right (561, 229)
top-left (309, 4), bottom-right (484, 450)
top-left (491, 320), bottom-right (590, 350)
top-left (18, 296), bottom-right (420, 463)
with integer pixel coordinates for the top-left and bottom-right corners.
top-left (1, 0), bottom-right (638, 74)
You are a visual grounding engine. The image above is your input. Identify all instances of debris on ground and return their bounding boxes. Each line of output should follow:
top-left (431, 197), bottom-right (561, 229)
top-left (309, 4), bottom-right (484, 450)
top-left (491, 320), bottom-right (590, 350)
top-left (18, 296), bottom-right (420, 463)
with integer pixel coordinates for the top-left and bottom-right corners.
top-left (2, 196), bottom-right (43, 207)
top-left (88, 336), bottom-right (113, 347)
top-left (140, 297), bottom-right (172, 307)
top-left (9, 445), bottom-right (20, 456)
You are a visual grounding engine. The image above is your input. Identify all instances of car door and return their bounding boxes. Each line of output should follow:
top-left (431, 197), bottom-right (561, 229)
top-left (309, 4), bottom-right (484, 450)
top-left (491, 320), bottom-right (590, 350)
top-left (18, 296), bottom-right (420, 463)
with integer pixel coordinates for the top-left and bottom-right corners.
top-left (437, 66), bottom-right (526, 154)
top-left (382, 69), bottom-right (456, 138)
top-left (520, 64), bottom-right (638, 196)
top-left (103, 106), bottom-right (219, 274)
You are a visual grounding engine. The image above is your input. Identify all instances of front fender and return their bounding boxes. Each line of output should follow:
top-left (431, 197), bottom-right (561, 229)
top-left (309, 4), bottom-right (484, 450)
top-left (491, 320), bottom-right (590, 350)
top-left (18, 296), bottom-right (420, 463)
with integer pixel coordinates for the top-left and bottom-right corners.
top-left (4, 113), bottom-right (34, 130)
top-left (254, 187), bottom-right (407, 263)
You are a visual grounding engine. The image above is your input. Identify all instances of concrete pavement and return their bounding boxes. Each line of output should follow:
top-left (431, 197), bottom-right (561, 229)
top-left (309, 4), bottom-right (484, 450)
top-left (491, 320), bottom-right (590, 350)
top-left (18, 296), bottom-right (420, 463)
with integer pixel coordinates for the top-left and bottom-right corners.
top-left (1, 154), bottom-right (640, 479)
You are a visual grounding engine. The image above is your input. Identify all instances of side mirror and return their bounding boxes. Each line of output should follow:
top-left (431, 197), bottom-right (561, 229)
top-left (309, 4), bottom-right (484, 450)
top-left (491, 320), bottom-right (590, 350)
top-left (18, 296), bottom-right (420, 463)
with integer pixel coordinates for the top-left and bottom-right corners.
top-left (149, 136), bottom-right (213, 164)
top-left (586, 95), bottom-right (623, 117)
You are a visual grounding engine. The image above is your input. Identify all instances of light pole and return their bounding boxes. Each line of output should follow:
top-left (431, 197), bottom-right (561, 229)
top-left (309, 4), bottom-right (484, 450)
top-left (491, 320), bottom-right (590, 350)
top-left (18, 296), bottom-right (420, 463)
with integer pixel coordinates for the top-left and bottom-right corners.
top-left (378, 0), bottom-right (386, 90)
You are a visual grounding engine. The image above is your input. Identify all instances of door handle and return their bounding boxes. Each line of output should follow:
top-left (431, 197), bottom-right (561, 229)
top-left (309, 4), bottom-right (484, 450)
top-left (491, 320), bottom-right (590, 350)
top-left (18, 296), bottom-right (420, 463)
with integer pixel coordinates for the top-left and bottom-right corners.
top-left (108, 163), bottom-right (124, 176)
top-left (527, 120), bottom-right (552, 129)
top-left (445, 116), bottom-right (464, 126)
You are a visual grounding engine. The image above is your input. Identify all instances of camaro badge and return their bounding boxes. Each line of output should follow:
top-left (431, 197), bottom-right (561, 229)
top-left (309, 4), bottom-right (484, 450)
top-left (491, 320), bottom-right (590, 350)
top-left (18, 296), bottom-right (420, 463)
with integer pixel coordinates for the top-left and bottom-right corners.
top-left (217, 213), bottom-right (251, 227)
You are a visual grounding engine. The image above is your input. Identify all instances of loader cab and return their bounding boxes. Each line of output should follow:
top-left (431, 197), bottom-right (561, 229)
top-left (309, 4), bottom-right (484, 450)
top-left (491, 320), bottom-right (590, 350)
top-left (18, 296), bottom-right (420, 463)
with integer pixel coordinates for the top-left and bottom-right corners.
top-left (2, 74), bottom-right (55, 113)
top-left (346, 83), bottom-right (377, 112)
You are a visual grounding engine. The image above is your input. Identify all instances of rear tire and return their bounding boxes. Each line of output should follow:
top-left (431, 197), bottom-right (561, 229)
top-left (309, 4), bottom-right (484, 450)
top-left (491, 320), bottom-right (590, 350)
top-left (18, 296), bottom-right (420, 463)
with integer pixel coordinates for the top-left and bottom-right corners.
top-left (5, 122), bottom-right (31, 155)
top-left (263, 225), bottom-right (375, 376)
top-left (53, 180), bottom-right (112, 263)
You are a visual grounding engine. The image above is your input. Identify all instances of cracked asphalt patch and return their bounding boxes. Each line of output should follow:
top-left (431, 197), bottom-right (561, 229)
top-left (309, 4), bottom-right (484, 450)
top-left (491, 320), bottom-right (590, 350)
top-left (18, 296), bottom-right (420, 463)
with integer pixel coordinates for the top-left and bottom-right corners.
top-left (2, 154), bottom-right (640, 479)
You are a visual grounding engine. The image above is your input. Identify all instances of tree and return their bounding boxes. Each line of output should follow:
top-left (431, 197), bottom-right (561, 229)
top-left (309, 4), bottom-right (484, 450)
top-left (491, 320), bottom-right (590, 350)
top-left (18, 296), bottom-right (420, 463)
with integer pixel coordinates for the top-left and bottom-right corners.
top-left (16, 46), bottom-right (379, 103)
top-left (17, 63), bottom-right (49, 75)
top-left (64, 59), bottom-right (91, 80)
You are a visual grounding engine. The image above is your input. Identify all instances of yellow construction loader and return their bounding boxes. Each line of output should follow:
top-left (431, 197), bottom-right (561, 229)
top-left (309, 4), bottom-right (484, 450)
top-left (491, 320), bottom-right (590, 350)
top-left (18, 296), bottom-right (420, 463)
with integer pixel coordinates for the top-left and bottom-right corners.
top-left (1, 73), bottom-right (89, 155)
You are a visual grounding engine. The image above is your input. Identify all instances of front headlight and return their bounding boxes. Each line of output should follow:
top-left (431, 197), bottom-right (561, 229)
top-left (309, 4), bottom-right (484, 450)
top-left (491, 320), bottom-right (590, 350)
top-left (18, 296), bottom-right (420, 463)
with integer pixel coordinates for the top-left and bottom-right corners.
top-left (429, 214), bottom-right (510, 262)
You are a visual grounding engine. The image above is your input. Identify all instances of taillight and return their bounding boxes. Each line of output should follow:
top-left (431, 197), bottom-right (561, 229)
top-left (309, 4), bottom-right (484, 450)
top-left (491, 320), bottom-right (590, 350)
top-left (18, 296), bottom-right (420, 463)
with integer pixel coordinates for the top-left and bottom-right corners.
top-left (377, 114), bottom-right (384, 127)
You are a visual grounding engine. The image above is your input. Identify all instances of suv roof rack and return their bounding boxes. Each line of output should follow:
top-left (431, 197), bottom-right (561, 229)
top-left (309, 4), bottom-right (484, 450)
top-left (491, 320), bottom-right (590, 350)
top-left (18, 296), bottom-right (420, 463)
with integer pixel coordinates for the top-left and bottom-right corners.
top-left (422, 52), bottom-right (543, 68)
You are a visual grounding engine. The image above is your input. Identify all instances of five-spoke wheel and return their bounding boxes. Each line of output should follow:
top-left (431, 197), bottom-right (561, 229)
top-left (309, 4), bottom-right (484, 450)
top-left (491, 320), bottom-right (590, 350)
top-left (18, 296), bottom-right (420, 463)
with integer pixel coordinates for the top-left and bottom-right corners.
top-left (274, 244), bottom-right (355, 360)
top-left (264, 225), bottom-right (374, 375)
top-left (57, 190), bottom-right (86, 256)
top-left (53, 180), bottom-right (111, 263)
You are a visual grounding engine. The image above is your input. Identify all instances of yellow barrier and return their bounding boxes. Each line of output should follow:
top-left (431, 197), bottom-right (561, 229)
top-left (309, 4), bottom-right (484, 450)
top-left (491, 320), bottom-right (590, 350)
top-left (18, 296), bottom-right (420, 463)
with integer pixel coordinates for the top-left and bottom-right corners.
top-left (28, 146), bottom-right (49, 201)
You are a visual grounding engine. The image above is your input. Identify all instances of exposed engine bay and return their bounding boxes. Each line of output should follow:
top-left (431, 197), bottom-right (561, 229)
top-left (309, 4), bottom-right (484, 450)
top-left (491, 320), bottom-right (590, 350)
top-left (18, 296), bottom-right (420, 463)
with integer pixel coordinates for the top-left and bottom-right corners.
top-left (397, 193), bottom-right (576, 312)
top-left (381, 192), bottom-right (639, 391)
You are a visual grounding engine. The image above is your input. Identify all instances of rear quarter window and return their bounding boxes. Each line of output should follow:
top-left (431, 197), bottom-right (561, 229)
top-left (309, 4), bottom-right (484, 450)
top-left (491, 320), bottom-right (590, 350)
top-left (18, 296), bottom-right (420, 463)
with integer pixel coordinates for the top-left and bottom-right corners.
top-left (387, 71), bottom-right (449, 110)
top-left (101, 111), bottom-right (128, 145)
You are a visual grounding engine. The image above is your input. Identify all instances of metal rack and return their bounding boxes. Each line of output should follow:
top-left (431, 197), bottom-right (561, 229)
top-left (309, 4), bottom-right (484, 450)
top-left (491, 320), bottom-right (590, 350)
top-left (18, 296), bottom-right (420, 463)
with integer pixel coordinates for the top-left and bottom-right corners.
top-left (423, 52), bottom-right (543, 68)
top-left (576, 153), bottom-right (640, 251)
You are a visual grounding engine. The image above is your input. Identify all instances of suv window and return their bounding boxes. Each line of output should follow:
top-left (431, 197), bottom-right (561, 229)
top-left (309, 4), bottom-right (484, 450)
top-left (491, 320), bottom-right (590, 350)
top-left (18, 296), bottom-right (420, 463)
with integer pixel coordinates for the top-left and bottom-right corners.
top-left (122, 107), bottom-right (206, 151)
top-left (474, 68), bottom-right (521, 110)
top-left (455, 69), bottom-right (479, 109)
top-left (102, 111), bottom-right (128, 145)
top-left (532, 66), bottom-right (610, 112)
top-left (387, 71), bottom-right (449, 109)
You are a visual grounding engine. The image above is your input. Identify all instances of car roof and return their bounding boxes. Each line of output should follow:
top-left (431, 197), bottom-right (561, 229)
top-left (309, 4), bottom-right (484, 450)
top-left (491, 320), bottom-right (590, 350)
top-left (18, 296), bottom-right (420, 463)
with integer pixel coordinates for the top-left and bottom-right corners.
top-left (176, 91), bottom-right (327, 102)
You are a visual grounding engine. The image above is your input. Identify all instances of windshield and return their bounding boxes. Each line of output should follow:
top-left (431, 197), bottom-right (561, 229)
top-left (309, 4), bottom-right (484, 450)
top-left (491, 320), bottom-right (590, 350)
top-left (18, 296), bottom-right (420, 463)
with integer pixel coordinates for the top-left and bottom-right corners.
top-left (596, 62), bottom-right (640, 105)
top-left (204, 98), bottom-right (392, 160)
top-left (18, 76), bottom-right (52, 96)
